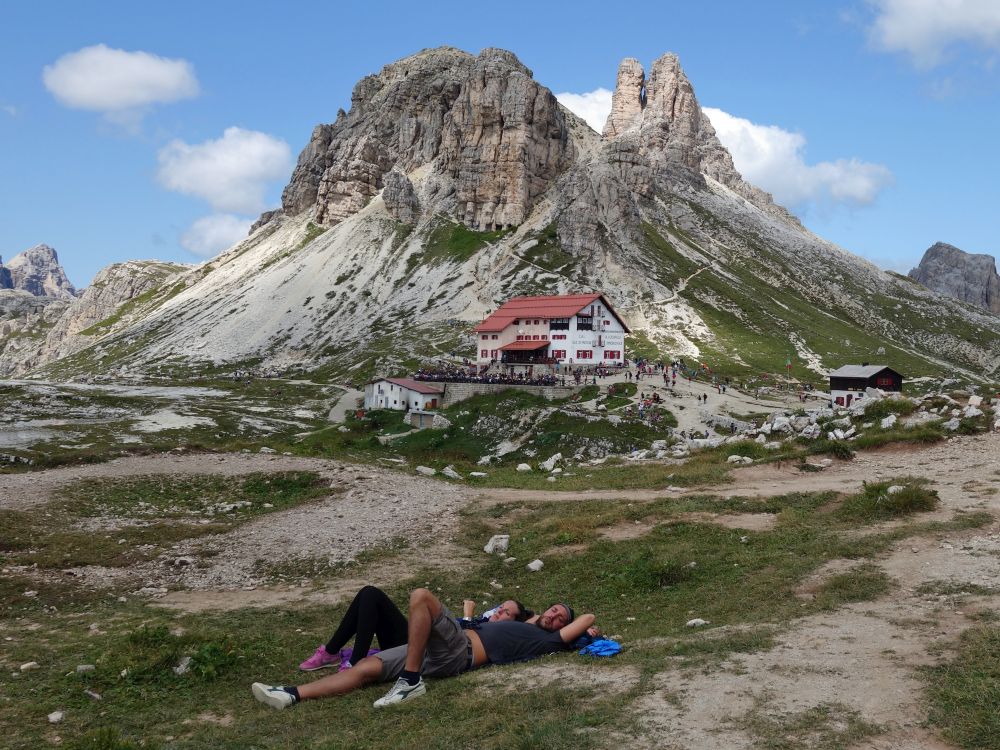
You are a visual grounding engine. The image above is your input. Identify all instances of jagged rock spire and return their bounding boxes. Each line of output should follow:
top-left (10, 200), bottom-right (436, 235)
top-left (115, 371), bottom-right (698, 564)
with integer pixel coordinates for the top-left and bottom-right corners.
top-left (602, 58), bottom-right (645, 138)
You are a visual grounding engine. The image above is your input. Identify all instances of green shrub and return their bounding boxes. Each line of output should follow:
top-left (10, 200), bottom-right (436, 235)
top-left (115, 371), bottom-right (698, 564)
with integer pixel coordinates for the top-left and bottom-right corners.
top-left (811, 440), bottom-right (855, 460)
top-left (837, 477), bottom-right (938, 522)
top-left (188, 641), bottom-right (239, 680)
top-left (862, 398), bottom-right (917, 420)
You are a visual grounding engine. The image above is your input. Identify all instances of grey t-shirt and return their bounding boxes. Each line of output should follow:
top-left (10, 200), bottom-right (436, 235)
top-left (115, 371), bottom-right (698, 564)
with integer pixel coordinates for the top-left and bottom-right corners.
top-left (475, 621), bottom-right (569, 665)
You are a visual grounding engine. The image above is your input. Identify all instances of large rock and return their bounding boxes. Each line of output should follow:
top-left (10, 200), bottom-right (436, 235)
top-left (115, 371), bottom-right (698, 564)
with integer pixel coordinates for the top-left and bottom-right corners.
top-left (382, 170), bottom-right (420, 224)
top-left (909, 242), bottom-right (1000, 314)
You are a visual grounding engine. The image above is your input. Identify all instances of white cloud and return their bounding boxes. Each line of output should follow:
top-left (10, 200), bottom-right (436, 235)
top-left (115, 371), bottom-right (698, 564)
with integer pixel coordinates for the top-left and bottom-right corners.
top-left (157, 127), bottom-right (292, 214)
top-left (2, 104), bottom-right (19, 117)
top-left (555, 88), bottom-right (613, 132)
top-left (42, 44), bottom-right (199, 115)
top-left (180, 214), bottom-right (252, 257)
top-left (703, 107), bottom-right (894, 212)
top-left (868, 0), bottom-right (1000, 67)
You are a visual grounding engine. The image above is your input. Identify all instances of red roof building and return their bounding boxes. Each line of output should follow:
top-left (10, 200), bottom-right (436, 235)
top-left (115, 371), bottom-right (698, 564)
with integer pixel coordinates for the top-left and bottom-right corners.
top-left (473, 293), bottom-right (630, 367)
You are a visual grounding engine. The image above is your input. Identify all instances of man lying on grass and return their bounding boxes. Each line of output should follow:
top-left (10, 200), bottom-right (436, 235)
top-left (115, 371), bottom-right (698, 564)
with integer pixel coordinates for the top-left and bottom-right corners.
top-left (253, 586), bottom-right (595, 708)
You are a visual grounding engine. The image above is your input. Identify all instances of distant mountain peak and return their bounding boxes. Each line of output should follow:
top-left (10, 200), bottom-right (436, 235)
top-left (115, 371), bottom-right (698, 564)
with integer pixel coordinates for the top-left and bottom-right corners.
top-left (909, 241), bottom-right (1000, 314)
top-left (2, 244), bottom-right (77, 299)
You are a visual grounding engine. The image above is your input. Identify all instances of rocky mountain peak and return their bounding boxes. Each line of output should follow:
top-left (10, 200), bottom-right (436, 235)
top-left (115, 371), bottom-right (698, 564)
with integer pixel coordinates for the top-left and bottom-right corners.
top-left (271, 46), bottom-right (574, 232)
top-left (908, 242), bottom-right (1000, 314)
top-left (3, 244), bottom-right (77, 299)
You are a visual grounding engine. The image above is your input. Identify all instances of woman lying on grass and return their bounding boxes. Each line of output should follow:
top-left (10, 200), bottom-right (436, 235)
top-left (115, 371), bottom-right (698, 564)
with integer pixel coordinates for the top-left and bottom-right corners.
top-left (298, 585), bottom-right (530, 672)
top-left (255, 586), bottom-right (596, 708)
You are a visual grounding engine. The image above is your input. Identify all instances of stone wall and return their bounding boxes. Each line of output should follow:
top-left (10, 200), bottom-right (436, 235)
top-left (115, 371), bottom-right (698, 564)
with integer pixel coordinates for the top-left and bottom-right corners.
top-left (437, 382), bottom-right (583, 407)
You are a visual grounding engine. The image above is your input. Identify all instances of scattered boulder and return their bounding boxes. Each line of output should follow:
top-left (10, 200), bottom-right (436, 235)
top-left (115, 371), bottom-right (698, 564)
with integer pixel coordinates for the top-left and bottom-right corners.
top-left (685, 618), bottom-right (709, 628)
top-left (483, 535), bottom-right (510, 554)
top-left (415, 466), bottom-right (436, 476)
top-left (526, 559), bottom-right (544, 572)
top-left (771, 416), bottom-right (792, 433)
top-left (469, 471), bottom-right (488, 477)
top-left (48, 711), bottom-right (64, 724)
top-left (943, 418), bottom-right (961, 431)
top-left (886, 485), bottom-right (905, 495)
top-left (75, 664), bottom-right (95, 674)
top-left (431, 414), bottom-right (452, 429)
top-left (20, 662), bottom-right (40, 672)
top-left (515, 463), bottom-right (532, 472)
top-left (441, 466), bottom-right (462, 480)
top-left (539, 453), bottom-right (562, 472)
top-left (880, 414), bottom-right (897, 429)
top-left (258, 447), bottom-right (277, 454)
top-left (763, 441), bottom-right (782, 451)
top-left (964, 405), bottom-right (983, 418)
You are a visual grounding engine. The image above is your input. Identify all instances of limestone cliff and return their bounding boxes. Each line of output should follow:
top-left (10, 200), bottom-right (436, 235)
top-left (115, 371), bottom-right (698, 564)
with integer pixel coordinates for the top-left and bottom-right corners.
top-left (909, 242), bottom-right (1000, 314)
top-left (270, 47), bottom-right (575, 232)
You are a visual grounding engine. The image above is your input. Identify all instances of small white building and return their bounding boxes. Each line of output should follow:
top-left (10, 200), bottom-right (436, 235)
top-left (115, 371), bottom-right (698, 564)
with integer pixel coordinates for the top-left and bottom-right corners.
top-left (473, 293), bottom-right (630, 367)
top-left (364, 377), bottom-right (444, 411)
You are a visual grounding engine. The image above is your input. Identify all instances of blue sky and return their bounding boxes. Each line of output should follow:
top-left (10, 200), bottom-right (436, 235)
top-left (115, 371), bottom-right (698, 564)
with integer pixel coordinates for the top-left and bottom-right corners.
top-left (1, 0), bottom-right (998, 286)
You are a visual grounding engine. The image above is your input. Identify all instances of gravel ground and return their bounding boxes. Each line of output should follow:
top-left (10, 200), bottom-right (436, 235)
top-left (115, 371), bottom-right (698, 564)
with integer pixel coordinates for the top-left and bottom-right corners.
top-left (1, 452), bottom-right (468, 591)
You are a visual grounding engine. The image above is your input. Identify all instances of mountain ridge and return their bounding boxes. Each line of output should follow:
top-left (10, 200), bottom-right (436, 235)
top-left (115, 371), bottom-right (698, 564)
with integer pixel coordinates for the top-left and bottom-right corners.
top-left (3, 46), bottom-right (998, 383)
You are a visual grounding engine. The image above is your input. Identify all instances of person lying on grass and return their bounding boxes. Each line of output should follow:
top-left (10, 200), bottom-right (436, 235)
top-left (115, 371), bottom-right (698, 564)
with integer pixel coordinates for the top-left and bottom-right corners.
top-left (253, 587), bottom-right (595, 708)
top-left (298, 585), bottom-right (530, 672)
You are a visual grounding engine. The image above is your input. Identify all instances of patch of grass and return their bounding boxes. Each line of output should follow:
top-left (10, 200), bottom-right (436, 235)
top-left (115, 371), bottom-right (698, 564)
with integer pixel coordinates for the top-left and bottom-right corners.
top-left (809, 439), bottom-right (855, 460)
top-left (411, 218), bottom-right (508, 271)
top-left (853, 424), bottom-right (945, 450)
top-left (861, 398), bottom-right (918, 420)
top-left (814, 563), bottom-right (894, 609)
top-left (0, 472), bottom-right (333, 570)
top-left (739, 701), bottom-right (883, 749)
top-left (916, 580), bottom-right (997, 597)
top-left (926, 625), bottom-right (1000, 749)
top-left (837, 477), bottom-right (939, 523)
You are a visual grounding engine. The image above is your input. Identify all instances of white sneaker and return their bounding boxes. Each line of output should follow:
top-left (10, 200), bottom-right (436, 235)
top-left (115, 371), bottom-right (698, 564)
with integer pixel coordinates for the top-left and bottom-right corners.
top-left (252, 682), bottom-right (295, 709)
top-left (373, 677), bottom-right (426, 707)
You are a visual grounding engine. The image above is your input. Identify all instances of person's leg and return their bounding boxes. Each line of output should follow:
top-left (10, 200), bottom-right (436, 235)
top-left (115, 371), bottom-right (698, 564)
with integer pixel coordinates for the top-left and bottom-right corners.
top-left (321, 586), bottom-right (370, 654)
top-left (253, 654), bottom-right (384, 709)
top-left (401, 588), bottom-right (443, 673)
top-left (298, 655), bottom-right (383, 700)
top-left (369, 591), bottom-right (409, 659)
top-left (341, 586), bottom-right (408, 666)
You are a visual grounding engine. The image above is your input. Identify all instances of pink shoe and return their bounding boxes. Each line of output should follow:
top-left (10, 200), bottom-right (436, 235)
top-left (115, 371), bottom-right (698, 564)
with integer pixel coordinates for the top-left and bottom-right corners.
top-left (299, 646), bottom-right (338, 671)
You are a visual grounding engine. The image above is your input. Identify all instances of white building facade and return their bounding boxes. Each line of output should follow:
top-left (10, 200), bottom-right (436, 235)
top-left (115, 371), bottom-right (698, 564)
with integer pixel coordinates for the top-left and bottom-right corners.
top-left (364, 377), bottom-right (444, 411)
top-left (473, 293), bottom-right (630, 367)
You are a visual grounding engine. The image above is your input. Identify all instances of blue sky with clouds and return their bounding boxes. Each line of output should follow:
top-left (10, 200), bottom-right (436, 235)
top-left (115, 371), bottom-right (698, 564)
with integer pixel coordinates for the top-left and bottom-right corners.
top-left (1, 0), bottom-right (997, 286)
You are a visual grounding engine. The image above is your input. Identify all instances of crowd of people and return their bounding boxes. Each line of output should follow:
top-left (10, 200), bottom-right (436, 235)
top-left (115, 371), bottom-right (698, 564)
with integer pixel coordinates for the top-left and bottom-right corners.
top-left (413, 367), bottom-right (558, 387)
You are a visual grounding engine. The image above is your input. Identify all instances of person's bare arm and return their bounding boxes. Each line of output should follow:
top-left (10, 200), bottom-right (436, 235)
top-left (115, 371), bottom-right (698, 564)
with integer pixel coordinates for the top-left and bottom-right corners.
top-left (558, 613), bottom-right (596, 643)
top-left (463, 599), bottom-right (476, 619)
